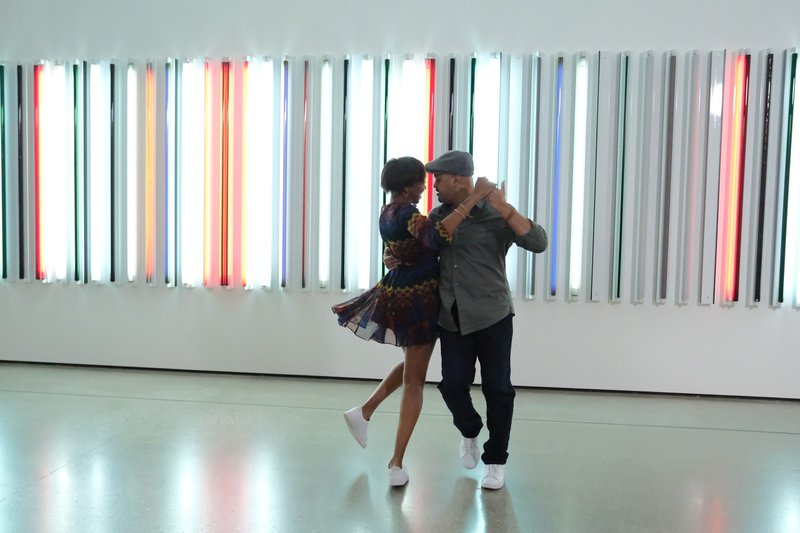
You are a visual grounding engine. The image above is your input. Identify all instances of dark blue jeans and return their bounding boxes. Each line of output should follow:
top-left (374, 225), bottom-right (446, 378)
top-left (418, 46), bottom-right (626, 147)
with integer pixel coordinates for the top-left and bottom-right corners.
top-left (437, 314), bottom-right (515, 465)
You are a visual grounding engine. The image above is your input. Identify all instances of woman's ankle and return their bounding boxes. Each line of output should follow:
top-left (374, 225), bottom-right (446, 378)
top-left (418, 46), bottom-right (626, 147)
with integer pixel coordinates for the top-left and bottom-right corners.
top-left (361, 405), bottom-right (373, 420)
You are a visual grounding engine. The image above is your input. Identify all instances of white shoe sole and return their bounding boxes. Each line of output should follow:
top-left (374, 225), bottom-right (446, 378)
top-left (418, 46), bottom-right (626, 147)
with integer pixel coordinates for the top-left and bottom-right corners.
top-left (343, 408), bottom-right (368, 448)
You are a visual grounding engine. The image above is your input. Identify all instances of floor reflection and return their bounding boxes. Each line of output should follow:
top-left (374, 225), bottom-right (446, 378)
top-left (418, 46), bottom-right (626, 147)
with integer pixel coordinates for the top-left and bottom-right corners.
top-left (1, 363), bottom-right (799, 533)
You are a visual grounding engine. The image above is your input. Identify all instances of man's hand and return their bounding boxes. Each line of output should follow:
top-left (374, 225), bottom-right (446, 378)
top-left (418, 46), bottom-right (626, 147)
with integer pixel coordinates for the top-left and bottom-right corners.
top-left (487, 180), bottom-right (510, 214)
top-left (473, 177), bottom-right (496, 199)
top-left (383, 246), bottom-right (402, 270)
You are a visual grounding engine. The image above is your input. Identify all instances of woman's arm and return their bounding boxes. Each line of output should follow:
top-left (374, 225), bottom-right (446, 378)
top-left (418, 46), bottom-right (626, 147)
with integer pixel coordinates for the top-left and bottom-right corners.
top-left (438, 177), bottom-right (496, 235)
top-left (406, 178), bottom-right (495, 250)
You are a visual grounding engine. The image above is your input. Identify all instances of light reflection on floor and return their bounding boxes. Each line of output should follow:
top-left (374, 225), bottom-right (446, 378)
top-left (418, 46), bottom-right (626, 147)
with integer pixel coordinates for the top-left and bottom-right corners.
top-left (1, 362), bottom-right (799, 532)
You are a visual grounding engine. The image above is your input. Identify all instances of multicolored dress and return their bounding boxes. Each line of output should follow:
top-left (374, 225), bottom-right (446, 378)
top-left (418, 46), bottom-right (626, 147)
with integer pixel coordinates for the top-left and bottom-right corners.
top-left (332, 202), bottom-right (452, 346)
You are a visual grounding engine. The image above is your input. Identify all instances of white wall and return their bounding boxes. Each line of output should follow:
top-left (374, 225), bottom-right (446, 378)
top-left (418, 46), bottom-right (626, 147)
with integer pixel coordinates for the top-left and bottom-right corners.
top-left (2, 0), bottom-right (799, 398)
top-left (2, 0), bottom-right (799, 60)
top-left (1, 282), bottom-right (798, 398)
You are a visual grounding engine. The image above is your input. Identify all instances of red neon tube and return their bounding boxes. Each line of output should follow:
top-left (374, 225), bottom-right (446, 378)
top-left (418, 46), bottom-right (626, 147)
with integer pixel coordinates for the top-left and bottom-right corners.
top-left (34, 65), bottom-right (43, 280)
top-left (725, 54), bottom-right (750, 301)
top-left (425, 58), bottom-right (436, 214)
top-left (145, 64), bottom-right (156, 284)
top-left (220, 62), bottom-right (230, 286)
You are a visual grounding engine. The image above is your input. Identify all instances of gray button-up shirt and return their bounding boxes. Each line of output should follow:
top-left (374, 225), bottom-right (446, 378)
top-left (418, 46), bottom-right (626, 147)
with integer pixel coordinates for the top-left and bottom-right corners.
top-left (428, 200), bottom-right (548, 335)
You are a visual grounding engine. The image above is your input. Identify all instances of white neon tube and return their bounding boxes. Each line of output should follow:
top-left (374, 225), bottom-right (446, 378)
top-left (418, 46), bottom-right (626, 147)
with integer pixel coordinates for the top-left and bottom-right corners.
top-left (569, 57), bottom-right (589, 296)
top-left (89, 63), bottom-right (111, 283)
top-left (318, 60), bottom-right (332, 289)
top-left (126, 65), bottom-right (138, 282)
top-left (473, 54), bottom-right (501, 181)
top-left (41, 63), bottom-right (69, 282)
top-left (387, 56), bottom-right (425, 161)
top-left (53, 62), bottom-right (69, 282)
top-left (244, 57), bottom-right (274, 289)
top-left (347, 56), bottom-right (374, 290)
top-left (179, 60), bottom-right (204, 287)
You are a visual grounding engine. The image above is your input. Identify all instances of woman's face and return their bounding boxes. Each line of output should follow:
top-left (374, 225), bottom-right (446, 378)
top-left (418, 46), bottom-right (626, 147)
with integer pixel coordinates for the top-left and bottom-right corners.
top-left (408, 180), bottom-right (426, 204)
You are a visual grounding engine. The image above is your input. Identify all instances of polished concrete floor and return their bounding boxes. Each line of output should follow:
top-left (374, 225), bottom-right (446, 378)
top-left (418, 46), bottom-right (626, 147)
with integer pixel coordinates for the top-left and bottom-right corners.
top-left (1, 362), bottom-right (799, 533)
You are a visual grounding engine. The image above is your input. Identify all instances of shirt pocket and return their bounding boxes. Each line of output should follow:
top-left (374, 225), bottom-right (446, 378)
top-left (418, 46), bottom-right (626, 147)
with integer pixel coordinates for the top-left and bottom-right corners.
top-left (455, 219), bottom-right (505, 251)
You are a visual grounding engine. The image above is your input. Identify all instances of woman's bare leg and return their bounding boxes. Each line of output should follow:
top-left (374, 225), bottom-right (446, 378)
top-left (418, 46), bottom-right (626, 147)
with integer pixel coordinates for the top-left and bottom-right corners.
top-left (388, 342), bottom-right (435, 469)
top-left (361, 361), bottom-right (404, 420)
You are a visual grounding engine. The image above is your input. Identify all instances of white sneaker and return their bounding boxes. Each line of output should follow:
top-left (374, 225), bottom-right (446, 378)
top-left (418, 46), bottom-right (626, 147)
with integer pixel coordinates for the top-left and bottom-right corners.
top-left (460, 436), bottom-right (480, 469)
top-left (343, 407), bottom-right (368, 448)
top-left (481, 464), bottom-right (505, 490)
top-left (388, 466), bottom-right (409, 487)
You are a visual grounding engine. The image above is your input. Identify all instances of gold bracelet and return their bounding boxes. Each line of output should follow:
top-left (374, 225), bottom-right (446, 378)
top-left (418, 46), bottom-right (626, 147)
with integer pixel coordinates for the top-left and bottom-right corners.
top-left (503, 208), bottom-right (515, 222)
top-left (455, 205), bottom-right (470, 218)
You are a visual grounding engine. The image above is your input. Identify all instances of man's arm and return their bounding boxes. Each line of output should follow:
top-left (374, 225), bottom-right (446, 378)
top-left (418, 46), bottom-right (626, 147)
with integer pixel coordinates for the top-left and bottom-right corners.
top-left (486, 182), bottom-right (530, 235)
top-left (383, 244), bottom-right (403, 270)
top-left (487, 181), bottom-right (548, 252)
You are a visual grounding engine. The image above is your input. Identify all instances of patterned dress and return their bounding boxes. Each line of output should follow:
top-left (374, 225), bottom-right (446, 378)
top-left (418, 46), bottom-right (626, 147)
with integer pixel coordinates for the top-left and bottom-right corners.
top-left (332, 202), bottom-right (452, 346)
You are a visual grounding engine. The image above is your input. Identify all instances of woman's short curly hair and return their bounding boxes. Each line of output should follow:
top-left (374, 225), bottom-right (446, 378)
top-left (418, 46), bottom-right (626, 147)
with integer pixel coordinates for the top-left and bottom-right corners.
top-left (380, 156), bottom-right (426, 193)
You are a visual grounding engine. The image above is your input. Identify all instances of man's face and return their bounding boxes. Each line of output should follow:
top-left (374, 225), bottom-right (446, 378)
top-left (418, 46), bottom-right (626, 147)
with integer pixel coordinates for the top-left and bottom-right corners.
top-left (433, 173), bottom-right (458, 204)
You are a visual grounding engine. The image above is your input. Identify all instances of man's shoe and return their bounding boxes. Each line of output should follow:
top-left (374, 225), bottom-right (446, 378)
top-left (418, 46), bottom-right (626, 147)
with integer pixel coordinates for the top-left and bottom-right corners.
top-left (481, 464), bottom-right (505, 490)
top-left (343, 407), bottom-right (368, 448)
top-left (460, 436), bottom-right (480, 469)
